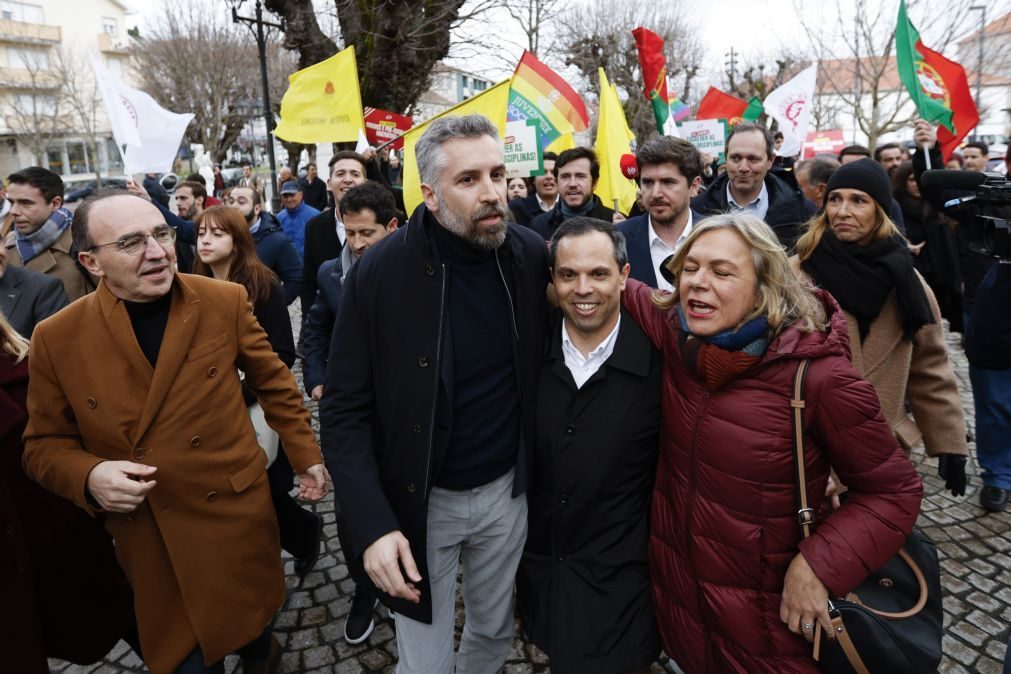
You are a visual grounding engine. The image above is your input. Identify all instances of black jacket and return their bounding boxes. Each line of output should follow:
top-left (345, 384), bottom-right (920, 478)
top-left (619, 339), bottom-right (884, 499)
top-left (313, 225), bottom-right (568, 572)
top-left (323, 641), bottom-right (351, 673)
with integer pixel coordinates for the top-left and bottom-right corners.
top-left (529, 196), bottom-right (615, 241)
top-left (691, 171), bottom-right (817, 250)
top-left (302, 254), bottom-right (344, 393)
top-left (300, 209), bottom-right (342, 313)
top-left (509, 193), bottom-right (550, 228)
top-left (517, 310), bottom-right (661, 673)
top-left (319, 205), bottom-right (549, 623)
top-left (300, 176), bottom-right (329, 212)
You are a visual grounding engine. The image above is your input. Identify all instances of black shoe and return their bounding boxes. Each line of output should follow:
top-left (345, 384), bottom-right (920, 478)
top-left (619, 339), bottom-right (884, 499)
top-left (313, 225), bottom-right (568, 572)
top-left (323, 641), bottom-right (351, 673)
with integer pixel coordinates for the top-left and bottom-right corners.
top-left (980, 486), bottom-right (1008, 512)
top-left (344, 586), bottom-right (378, 644)
top-left (293, 513), bottom-right (323, 576)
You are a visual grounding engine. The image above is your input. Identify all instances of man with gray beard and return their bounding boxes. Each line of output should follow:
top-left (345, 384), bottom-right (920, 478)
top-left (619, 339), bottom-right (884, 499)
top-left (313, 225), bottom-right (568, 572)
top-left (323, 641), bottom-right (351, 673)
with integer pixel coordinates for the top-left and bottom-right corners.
top-left (319, 114), bottom-right (549, 673)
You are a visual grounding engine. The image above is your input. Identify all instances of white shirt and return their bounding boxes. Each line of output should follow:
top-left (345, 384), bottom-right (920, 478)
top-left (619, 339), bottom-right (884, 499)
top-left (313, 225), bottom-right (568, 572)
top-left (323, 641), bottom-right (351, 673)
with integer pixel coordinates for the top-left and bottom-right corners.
top-left (536, 193), bottom-right (555, 212)
top-left (561, 316), bottom-right (621, 389)
top-left (727, 180), bottom-right (770, 221)
top-left (648, 211), bottom-right (695, 292)
top-left (334, 208), bottom-right (346, 246)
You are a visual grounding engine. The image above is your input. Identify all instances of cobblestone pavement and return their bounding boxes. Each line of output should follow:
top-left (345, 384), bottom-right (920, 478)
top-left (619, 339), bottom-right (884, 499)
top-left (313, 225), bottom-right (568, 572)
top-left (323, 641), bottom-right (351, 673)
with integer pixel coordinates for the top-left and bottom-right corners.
top-left (52, 314), bottom-right (1009, 673)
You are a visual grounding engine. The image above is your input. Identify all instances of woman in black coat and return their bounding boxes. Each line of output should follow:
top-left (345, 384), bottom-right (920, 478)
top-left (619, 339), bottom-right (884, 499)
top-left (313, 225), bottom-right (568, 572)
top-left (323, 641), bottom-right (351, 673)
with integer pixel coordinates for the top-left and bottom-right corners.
top-left (0, 312), bottom-right (135, 670)
top-left (195, 205), bottom-right (322, 575)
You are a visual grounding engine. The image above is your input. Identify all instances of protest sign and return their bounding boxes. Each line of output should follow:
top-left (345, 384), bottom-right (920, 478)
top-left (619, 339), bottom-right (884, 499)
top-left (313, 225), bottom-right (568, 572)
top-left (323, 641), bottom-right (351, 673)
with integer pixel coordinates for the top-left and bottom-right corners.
top-left (677, 119), bottom-right (727, 160)
top-left (802, 129), bottom-right (846, 158)
top-left (363, 107), bottom-right (413, 150)
top-left (504, 120), bottom-right (543, 179)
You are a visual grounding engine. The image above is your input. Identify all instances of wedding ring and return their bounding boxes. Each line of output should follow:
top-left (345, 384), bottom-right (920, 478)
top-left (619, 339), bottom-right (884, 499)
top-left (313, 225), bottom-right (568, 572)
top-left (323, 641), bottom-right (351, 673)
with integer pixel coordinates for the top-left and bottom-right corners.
top-left (802, 623), bottom-right (815, 631)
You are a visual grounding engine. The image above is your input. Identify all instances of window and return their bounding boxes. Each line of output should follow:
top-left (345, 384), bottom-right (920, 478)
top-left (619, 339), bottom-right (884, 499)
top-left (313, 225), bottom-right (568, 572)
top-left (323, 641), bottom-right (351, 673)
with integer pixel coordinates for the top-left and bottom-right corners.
top-left (102, 17), bottom-right (117, 37)
top-left (8, 46), bottom-right (50, 70)
top-left (67, 141), bottom-right (89, 174)
top-left (13, 92), bottom-right (56, 114)
top-left (0, 1), bottom-right (44, 23)
top-left (105, 137), bottom-right (123, 171)
top-left (46, 146), bottom-right (64, 174)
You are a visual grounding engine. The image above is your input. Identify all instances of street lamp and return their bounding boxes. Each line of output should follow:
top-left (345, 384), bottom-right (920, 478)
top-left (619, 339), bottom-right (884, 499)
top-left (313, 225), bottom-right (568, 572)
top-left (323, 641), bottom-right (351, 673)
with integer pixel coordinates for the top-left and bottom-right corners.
top-left (227, 0), bottom-right (284, 211)
top-left (969, 4), bottom-right (986, 139)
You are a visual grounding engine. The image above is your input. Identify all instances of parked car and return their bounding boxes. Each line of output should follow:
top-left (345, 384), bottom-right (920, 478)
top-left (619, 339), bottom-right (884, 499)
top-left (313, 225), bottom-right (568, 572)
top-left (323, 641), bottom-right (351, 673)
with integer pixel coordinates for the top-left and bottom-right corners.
top-left (64, 178), bottom-right (129, 203)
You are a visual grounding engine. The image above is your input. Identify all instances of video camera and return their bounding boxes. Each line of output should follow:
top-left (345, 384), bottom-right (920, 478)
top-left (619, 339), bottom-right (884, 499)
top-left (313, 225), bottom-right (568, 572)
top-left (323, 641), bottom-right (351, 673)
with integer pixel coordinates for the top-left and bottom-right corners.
top-left (921, 170), bottom-right (1011, 259)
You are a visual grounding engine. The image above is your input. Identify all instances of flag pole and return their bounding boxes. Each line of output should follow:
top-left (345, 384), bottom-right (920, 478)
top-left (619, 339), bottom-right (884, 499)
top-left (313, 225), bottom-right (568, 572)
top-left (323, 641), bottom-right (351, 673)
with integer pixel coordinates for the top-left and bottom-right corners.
top-left (922, 144), bottom-right (932, 170)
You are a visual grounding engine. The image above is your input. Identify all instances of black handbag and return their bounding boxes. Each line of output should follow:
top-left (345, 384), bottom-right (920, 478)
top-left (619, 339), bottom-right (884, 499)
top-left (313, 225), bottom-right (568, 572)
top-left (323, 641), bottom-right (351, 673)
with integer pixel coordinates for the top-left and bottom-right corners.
top-left (790, 360), bottom-right (944, 674)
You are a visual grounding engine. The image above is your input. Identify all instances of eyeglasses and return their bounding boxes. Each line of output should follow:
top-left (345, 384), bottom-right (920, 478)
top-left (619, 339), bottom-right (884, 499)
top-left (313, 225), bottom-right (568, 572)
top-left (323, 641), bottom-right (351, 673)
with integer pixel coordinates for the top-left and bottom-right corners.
top-left (88, 225), bottom-right (177, 255)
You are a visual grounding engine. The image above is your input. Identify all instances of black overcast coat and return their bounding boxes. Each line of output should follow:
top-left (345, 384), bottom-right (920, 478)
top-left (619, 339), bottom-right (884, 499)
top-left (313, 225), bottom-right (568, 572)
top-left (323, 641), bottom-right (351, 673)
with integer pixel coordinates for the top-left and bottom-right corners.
top-left (319, 204), bottom-right (549, 623)
top-left (517, 310), bottom-right (662, 673)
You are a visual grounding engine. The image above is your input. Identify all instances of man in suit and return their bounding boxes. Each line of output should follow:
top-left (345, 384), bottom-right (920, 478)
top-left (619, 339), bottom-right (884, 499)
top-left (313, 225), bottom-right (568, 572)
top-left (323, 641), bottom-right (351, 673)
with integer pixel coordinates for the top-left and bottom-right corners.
top-left (22, 190), bottom-right (329, 674)
top-left (618, 137), bottom-right (705, 290)
top-left (0, 243), bottom-right (68, 337)
top-left (237, 164), bottom-right (266, 202)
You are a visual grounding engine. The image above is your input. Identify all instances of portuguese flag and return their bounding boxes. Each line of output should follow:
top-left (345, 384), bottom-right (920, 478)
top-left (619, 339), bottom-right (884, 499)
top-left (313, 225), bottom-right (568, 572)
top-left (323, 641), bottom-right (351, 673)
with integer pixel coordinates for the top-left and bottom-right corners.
top-left (508, 51), bottom-right (589, 148)
top-left (632, 27), bottom-right (675, 135)
top-left (695, 87), bottom-right (764, 126)
top-left (895, 0), bottom-right (979, 160)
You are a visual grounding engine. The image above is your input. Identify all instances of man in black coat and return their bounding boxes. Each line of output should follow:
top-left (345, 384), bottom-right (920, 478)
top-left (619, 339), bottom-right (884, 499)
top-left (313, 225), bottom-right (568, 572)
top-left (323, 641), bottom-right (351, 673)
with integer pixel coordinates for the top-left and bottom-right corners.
top-left (320, 114), bottom-right (548, 673)
top-left (299, 162), bottom-right (329, 211)
top-left (619, 136), bottom-right (705, 290)
top-left (530, 147), bottom-right (615, 240)
top-left (0, 245), bottom-right (68, 337)
top-left (508, 151), bottom-right (558, 227)
top-left (517, 217), bottom-right (661, 673)
top-left (691, 122), bottom-right (817, 250)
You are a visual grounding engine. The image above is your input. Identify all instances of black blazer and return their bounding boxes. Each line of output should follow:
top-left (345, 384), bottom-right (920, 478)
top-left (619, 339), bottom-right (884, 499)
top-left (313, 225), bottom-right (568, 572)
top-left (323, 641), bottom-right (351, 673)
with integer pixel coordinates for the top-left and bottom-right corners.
top-left (509, 194), bottom-right (547, 228)
top-left (318, 205), bottom-right (549, 623)
top-left (302, 255), bottom-right (344, 393)
top-left (0, 265), bottom-right (68, 337)
top-left (300, 209), bottom-right (342, 313)
top-left (617, 210), bottom-right (705, 288)
top-left (529, 197), bottom-right (615, 241)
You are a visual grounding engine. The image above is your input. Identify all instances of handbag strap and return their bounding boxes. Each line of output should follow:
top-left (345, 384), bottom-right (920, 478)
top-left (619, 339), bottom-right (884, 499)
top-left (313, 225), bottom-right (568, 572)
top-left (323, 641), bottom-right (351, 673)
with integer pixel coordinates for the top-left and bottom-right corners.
top-left (790, 360), bottom-right (815, 539)
top-left (792, 359), bottom-right (930, 670)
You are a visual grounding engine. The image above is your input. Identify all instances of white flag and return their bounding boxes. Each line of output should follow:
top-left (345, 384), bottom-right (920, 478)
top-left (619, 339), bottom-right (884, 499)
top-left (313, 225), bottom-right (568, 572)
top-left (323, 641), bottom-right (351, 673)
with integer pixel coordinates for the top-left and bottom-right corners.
top-left (762, 64), bottom-right (818, 158)
top-left (663, 76), bottom-right (681, 138)
top-left (89, 54), bottom-right (194, 175)
top-left (354, 128), bottom-right (371, 154)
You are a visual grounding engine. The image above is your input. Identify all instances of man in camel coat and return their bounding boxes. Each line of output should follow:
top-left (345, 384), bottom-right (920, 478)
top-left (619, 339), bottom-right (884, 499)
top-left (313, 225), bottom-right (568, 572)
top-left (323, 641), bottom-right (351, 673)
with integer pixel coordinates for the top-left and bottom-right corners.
top-left (22, 190), bottom-right (329, 673)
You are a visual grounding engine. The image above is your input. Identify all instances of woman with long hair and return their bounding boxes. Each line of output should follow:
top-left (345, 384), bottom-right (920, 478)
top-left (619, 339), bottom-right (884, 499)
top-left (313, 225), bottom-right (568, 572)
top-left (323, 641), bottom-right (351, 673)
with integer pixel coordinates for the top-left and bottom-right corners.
top-left (620, 212), bottom-right (922, 672)
top-left (194, 205), bottom-right (323, 575)
top-left (1, 311), bottom-right (136, 669)
top-left (794, 159), bottom-right (968, 489)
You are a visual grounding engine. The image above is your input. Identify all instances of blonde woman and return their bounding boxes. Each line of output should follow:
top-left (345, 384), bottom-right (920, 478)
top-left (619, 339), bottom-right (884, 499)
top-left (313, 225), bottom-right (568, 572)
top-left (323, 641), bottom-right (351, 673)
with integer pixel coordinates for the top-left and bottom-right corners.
top-left (620, 212), bottom-right (922, 672)
top-left (0, 311), bottom-right (134, 670)
top-left (794, 158), bottom-right (969, 499)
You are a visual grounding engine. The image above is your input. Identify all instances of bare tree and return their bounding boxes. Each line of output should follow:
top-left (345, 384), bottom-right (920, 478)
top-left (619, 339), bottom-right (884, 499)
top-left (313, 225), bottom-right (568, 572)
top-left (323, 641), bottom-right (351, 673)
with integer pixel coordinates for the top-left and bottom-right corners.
top-left (796, 0), bottom-right (980, 150)
top-left (130, 1), bottom-right (286, 163)
top-left (501, 0), bottom-right (566, 59)
top-left (51, 47), bottom-right (107, 184)
top-left (4, 46), bottom-right (66, 165)
top-left (558, 0), bottom-right (705, 142)
top-left (264, 0), bottom-right (469, 114)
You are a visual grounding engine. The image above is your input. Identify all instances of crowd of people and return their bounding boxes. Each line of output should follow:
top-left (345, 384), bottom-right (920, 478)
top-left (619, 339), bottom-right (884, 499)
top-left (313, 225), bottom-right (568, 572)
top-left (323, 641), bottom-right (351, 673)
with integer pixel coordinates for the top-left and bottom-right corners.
top-left (0, 108), bottom-right (1008, 674)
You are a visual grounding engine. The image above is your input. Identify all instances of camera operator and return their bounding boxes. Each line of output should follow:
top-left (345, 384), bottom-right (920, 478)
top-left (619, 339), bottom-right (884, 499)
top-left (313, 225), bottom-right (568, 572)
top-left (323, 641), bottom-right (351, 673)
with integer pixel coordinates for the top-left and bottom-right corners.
top-left (914, 119), bottom-right (1011, 512)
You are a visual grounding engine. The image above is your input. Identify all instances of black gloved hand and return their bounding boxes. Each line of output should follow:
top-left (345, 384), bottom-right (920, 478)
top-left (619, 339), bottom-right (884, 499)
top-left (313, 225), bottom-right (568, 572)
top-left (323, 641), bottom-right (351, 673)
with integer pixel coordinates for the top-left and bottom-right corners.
top-left (937, 454), bottom-right (967, 497)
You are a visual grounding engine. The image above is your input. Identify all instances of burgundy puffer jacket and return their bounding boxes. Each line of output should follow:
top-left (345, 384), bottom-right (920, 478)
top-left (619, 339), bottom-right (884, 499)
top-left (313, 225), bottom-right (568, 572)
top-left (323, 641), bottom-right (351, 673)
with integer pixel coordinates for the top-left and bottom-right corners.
top-left (623, 281), bottom-right (923, 673)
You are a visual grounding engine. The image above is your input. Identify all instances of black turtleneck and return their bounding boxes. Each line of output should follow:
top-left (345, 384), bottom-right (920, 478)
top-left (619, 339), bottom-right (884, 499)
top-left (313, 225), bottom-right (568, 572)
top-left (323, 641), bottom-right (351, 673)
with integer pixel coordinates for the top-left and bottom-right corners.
top-left (124, 292), bottom-right (173, 366)
top-left (430, 221), bottom-right (520, 490)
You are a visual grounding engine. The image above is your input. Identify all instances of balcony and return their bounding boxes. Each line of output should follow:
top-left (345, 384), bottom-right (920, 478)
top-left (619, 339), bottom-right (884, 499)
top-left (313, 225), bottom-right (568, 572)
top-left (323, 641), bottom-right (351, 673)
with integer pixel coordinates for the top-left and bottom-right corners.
top-left (0, 68), bottom-right (60, 90)
top-left (98, 31), bottom-right (130, 55)
top-left (0, 18), bottom-right (61, 46)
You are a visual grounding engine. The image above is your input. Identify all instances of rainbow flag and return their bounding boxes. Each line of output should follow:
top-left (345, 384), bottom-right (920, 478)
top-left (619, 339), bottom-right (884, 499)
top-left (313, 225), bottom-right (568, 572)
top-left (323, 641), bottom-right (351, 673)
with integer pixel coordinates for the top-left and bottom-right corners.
top-left (508, 51), bottom-right (589, 148)
top-left (669, 96), bottom-right (691, 122)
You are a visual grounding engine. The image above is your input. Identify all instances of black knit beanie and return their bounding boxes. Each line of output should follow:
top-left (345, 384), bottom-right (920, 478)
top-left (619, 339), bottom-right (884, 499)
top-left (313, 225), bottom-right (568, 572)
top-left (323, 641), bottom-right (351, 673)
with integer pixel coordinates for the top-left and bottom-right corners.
top-left (823, 158), bottom-right (892, 212)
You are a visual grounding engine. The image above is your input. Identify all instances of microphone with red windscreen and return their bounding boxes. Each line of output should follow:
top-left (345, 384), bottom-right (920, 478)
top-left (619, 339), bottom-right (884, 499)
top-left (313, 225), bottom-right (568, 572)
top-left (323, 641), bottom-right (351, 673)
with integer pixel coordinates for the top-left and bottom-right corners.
top-left (619, 153), bottom-right (639, 181)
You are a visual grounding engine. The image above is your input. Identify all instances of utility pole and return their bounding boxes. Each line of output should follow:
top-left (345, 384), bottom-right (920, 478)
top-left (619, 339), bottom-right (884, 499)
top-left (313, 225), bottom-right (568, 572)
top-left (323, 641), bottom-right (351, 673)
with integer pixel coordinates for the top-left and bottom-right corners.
top-left (725, 48), bottom-right (738, 91)
top-left (970, 4), bottom-right (986, 139)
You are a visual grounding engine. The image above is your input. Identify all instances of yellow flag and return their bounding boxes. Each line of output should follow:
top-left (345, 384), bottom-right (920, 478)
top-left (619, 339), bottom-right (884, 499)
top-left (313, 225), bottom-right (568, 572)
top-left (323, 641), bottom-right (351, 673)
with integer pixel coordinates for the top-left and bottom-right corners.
top-left (402, 79), bottom-right (512, 215)
top-left (274, 46), bottom-right (364, 144)
top-left (546, 133), bottom-right (575, 154)
top-left (594, 69), bottom-right (637, 215)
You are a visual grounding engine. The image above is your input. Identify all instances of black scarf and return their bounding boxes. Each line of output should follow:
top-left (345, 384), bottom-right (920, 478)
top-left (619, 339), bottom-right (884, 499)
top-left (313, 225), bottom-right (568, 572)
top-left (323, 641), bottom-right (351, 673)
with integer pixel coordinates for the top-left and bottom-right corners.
top-left (802, 232), bottom-right (934, 342)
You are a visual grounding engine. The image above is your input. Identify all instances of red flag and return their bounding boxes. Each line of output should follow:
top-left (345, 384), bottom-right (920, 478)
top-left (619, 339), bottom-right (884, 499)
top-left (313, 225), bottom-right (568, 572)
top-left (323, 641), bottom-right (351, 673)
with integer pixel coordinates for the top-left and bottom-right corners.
top-left (695, 87), bottom-right (749, 121)
top-left (920, 44), bottom-right (979, 161)
top-left (632, 27), bottom-right (669, 102)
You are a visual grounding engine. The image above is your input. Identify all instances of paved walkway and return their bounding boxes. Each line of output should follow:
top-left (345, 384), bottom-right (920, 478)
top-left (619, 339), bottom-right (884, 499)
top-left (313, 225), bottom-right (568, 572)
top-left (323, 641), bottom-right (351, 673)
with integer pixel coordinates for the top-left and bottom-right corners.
top-left (52, 315), bottom-right (1009, 673)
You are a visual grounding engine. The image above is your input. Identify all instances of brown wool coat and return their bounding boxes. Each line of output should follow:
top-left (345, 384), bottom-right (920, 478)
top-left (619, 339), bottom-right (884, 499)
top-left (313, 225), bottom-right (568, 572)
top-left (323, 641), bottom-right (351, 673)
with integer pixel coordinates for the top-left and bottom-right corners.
top-left (2, 221), bottom-right (97, 302)
top-left (793, 258), bottom-right (967, 457)
top-left (22, 273), bottom-right (322, 673)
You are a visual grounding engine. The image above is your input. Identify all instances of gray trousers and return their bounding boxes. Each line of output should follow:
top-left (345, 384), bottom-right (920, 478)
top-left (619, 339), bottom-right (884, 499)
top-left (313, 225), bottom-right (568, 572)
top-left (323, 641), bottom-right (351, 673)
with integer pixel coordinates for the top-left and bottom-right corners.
top-left (394, 468), bottom-right (528, 674)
